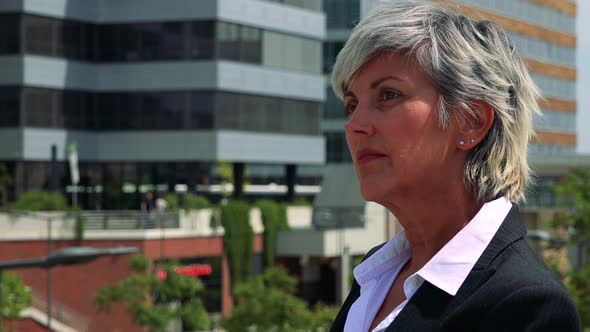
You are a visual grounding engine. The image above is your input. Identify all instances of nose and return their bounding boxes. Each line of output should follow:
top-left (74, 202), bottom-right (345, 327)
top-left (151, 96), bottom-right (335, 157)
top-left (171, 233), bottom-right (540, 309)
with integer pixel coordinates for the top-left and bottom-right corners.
top-left (344, 109), bottom-right (376, 137)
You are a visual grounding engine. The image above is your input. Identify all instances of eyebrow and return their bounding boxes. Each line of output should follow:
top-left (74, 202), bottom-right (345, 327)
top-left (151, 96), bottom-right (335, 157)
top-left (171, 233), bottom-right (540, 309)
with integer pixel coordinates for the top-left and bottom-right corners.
top-left (370, 75), bottom-right (405, 88)
top-left (344, 75), bottom-right (406, 97)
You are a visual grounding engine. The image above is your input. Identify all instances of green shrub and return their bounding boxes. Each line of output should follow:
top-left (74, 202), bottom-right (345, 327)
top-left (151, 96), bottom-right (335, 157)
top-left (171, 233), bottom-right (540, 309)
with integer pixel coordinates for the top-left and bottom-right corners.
top-left (256, 200), bottom-right (289, 267)
top-left (1, 272), bottom-right (33, 324)
top-left (163, 193), bottom-right (211, 211)
top-left (11, 191), bottom-right (68, 211)
top-left (183, 193), bottom-right (211, 210)
top-left (163, 193), bottom-right (179, 210)
top-left (221, 200), bottom-right (253, 286)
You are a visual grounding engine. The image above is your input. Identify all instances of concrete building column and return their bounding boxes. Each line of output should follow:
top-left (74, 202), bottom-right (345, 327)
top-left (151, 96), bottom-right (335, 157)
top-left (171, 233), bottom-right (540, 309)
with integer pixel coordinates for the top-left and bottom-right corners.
top-left (286, 164), bottom-right (296, 202)
top-left (233, 163), bottom-right (244, 199)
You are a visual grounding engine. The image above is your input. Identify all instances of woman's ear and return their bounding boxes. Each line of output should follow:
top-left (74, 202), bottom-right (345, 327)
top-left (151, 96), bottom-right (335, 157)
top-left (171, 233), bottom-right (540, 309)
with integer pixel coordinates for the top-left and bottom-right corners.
top-left (456, 100), bottom-right (494, 150)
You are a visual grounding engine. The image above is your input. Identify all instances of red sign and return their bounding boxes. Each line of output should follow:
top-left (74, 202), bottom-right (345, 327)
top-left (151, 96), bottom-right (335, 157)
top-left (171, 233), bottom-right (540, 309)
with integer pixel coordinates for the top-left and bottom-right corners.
top-left (157, 264), bottom-right (213, 280)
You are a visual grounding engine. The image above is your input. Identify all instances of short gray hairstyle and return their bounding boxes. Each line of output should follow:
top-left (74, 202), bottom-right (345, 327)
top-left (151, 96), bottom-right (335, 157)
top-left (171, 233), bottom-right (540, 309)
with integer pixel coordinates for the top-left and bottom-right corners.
top-left (331, 0), bottom-right (540, 203)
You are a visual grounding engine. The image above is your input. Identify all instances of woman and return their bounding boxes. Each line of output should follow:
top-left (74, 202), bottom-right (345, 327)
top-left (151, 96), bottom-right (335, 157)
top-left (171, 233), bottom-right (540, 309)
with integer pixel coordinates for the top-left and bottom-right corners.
top-left (328, 1), bottom-right (581, 331)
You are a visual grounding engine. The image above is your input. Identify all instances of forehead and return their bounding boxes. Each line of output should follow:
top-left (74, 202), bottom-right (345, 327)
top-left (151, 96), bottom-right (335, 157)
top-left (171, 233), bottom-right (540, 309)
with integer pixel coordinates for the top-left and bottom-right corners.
top-left (346, 52), bottom-right (431, 92)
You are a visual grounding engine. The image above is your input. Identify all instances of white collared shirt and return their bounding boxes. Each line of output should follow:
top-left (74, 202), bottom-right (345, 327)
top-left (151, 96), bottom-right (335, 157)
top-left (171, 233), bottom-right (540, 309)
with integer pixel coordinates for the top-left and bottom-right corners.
top-left (343, 196), bottom-right (513, 332)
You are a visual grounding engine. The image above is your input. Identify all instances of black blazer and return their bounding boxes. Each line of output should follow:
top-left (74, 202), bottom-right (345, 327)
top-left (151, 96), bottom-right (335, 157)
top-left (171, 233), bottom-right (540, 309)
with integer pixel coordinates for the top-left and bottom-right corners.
top-left (330, 205), bottom-right (581, 332)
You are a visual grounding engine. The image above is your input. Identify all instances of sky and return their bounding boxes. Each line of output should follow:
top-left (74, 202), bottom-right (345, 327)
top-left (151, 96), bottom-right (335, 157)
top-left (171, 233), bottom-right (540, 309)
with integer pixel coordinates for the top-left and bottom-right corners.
top-left (578, 0), bottom-right (589, 154)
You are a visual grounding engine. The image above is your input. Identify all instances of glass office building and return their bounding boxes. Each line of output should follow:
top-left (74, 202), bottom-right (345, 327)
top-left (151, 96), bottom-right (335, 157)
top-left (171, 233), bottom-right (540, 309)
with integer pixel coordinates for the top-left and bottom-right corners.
top-left (0, 0), bottom-right (326, 208)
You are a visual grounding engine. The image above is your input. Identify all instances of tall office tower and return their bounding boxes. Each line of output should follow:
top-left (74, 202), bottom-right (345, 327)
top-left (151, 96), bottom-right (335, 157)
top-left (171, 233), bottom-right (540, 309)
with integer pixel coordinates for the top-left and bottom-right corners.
top-left (321, 0), bottom-right (579, 207)
top-left (0, 0), bottom-right (325, 208)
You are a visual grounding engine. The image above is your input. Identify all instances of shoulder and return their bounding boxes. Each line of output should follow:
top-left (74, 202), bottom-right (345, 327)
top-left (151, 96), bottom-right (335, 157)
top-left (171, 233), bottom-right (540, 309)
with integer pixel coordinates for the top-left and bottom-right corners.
top-left (463, 239), bottom-right (581, 331)
top-left (487, 238), bottom-right (566, 293)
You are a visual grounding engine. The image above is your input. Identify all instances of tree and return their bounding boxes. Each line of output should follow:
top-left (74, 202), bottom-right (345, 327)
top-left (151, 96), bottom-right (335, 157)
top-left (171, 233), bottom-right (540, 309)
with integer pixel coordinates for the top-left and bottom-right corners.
top-left (552, 168), bottom-right (590, 328)
top-left (94, 254), bottom-right (209, 332)
top-left (224, 266), bottom-right (336, 332)
top-left (0, 272), bottom-right (33, 332)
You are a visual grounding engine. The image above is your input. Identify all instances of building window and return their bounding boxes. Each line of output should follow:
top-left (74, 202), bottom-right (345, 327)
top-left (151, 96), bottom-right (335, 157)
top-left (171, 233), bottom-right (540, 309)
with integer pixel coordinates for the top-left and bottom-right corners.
top-left (0, 14), bottom-right (20, 54)
top-left (532, 74), bottom-right (576, 101)
top-left (0, 87), bottom-right (20, 127)
top-left (23, 15), bottom-right (54, 55)
top-left (324, 86), bottom-right (345, 119)
top-left (525, 176), bottom-right (561, 208)
top-left (325, 131), bottom-right (351, 163)
top-left (61, 91), bottom-right (88, 129)
top-left (325, 0), bottom-right (360, 29)
top-left (189, 92), bottom-right (215, 129)
top-left (508, 32), bottom-right (575, 68)
top-left (56, 20), bottom-right (88, 60)
top-left (262, 30), bottom-right (321, 74)
top-left (454, 0), bottom-right (575, 35)
top-left (15, 15), bottom-right (322, 74)
top-left (216, 22), bottom-right (242, 62)
top-left (23, 88), bottom-right (54, 128)
top-left (215, 92), bottom-right (321, 135)
top-left (191, 21), bottom-right (215, 59)
top-left (534, 109), bottom-right (576, 133)
top-left (13, 87), bottom-right (320, 134)
top-left (262, 0), bottom-right (323, 11)
top-left (323, 41), bottom-right (344, 74)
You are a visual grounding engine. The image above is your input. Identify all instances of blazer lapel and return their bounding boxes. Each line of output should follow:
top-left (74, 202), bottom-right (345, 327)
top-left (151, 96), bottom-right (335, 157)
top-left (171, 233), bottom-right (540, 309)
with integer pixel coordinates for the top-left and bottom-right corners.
top-left (471, 204), bottom-right (527, 271)
top-left (384, 281), bottom-right (452, 332)
top-left (385, 204), bottom-right (527, 331)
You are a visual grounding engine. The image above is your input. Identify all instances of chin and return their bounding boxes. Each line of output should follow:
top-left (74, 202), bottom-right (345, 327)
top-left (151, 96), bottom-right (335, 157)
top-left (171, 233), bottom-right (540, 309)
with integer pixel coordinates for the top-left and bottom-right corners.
top-left (359, 181), bottom-right (390, 203)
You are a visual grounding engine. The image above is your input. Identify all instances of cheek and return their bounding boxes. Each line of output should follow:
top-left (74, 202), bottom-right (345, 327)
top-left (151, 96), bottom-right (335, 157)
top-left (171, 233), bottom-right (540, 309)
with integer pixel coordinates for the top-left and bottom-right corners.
top-left (344, 128), bottom-right (356, 151)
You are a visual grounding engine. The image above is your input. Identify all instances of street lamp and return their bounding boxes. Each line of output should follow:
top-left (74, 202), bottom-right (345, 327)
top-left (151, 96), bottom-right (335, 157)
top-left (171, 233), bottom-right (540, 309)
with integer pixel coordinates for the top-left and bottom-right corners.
top-left (0, 246), bottom-right (138, 331)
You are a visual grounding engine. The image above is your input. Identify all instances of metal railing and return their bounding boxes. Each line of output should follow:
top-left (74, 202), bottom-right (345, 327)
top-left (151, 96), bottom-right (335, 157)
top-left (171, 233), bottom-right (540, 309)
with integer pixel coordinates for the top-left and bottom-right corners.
top-left (81, 211), bottom-right (180, 230)
top-left (31, 290), bottom-right (90, 332)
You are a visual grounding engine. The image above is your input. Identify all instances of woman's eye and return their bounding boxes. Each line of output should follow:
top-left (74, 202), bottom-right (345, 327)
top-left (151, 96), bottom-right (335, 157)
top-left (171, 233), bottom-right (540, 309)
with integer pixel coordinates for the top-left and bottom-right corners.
top-left (344, 103), bottom-right (357, 116)
top-left (381, 89), bottom-right (401, 101)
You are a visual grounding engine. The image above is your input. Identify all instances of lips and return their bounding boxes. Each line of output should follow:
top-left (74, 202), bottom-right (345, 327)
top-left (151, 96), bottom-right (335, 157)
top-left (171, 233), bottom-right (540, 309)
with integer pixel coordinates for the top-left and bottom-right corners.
top-left (356, 148), bottom-right (387, 165)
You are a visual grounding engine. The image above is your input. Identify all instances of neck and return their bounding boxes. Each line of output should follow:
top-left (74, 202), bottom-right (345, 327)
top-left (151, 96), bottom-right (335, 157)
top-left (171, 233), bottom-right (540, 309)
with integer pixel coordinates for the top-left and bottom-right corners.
top-left (382, 186), bottom-right (483, 273)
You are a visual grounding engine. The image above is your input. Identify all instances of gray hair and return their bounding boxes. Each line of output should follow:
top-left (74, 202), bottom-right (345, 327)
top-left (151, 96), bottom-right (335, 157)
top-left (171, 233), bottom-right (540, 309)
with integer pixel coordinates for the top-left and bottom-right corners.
top-left (331, 0), bottom-right (540, 203)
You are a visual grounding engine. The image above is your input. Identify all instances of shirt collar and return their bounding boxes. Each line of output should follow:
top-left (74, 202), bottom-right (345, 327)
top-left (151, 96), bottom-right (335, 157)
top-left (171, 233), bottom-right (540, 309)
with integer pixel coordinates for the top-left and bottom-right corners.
top-left (353, 196), bottom-right (513, 295)
top-left (353, 230), bottom-right (411, 286)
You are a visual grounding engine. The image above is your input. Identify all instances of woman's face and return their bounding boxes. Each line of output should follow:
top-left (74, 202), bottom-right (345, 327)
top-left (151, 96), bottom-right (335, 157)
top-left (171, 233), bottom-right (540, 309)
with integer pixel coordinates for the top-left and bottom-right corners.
top-left (344, 53), bottom-right (462, 204)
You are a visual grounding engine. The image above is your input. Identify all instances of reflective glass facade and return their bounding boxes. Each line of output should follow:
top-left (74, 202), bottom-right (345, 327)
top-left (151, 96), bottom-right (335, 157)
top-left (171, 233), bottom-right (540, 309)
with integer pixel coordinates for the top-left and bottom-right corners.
top-left (0, 14), bottom-right (322, 74)
top-left (0, 87), bottom-right (20, 128)
top-left (0, 2), bottom-right (326, 210)
top-left (455, 0), bottom-right (575, 34)
top-left (1, 87), bottom-right (321, 135)
top-left (533, 109), bottom-right (576, 133)
top-left (324, 0), bottom-right (360, 29)
top-left (325, 131), bottom-right (352, 163)
top-left (508, 32), bottom-right (575, 68)
top-left (525, 176), bottom-right (562, 208)
top-left (0, 14), bottom-right (20, 54)
top-left (529, 144), bottom-right (576, 156)
top-left (263, 0), bottom-right (323, 11)
top-left (323, 41), bottom-right (345, 74)
top-left (531, 74), bottom-right (576, 100)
